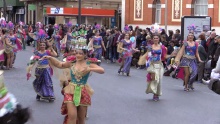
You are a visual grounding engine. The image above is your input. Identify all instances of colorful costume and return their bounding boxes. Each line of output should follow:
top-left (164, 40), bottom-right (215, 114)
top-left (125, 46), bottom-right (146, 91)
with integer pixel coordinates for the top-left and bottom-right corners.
top-left (177, 42), bottom-right (198, 87)
top-left (27, 29), bottom-right (54, 101)
top-left (92, 36), bottom-right (103, 60)
top-left (145, 45), bottom-right (167, 97)
top-left (0, 70), bottom-right (30, 124)
top-left (31, 50), bottom-right (55, 100)
top-left (0, 39), bottom-right (4, 62)
top-left (120, 39), bottom-right (133, 74)
top-left (53, 34), bottom-right (61, 55)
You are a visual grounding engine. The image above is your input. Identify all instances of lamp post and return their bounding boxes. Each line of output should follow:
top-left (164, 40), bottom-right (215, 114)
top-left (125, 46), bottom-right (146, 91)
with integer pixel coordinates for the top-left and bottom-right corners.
top-left (78, 0), bottom-right (82, 25)
top-left (165, 0), bottom-right (168, 33)
top-left (2, 0), bottom-right (6, 19)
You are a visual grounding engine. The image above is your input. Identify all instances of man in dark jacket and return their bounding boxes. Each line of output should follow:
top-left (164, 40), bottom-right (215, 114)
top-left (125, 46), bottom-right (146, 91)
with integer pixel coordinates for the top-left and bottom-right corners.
top-left (112, 29), bottom-right (120, 62)
top-left (196, 40), bottom-right (208, 83)
top-left (214, 36), bottom-right (220, 63)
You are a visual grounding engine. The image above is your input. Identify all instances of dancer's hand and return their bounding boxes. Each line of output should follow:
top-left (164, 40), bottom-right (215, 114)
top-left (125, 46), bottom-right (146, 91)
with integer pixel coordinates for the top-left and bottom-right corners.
top-left (40, 56), bottom-right (51, 60)
top-left (175, 60), bottom-right (180, 66)
top-left (27, 73), bottom-right (31, 81)
top-left (199, 60), bottom-right (204, 63)
top-left (82, 66), bottom-right (91, 74)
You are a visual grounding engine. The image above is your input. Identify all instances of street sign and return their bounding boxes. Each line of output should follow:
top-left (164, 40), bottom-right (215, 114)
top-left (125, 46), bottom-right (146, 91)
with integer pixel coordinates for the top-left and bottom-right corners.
top-left (28, 4), bottom-right (36, 10)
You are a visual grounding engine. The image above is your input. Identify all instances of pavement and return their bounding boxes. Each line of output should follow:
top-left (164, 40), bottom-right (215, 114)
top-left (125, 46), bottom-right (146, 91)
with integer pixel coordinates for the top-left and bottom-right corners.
top-left (3, 46), bottom-right (220, 124)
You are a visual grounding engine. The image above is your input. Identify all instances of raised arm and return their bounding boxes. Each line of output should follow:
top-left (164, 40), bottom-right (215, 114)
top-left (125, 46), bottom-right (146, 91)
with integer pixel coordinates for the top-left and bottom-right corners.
top-left (48, 48), bottom-right (57, 57)
top-left (43, 56), bottom-right (72, 69)
top-left (89, 63), bottom-right (105, 74)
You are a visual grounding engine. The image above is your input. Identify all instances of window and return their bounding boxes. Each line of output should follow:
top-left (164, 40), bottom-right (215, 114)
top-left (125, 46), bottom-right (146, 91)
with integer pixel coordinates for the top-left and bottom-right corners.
top-left (155, 0), bottom-right (161, 24)
top-left (194, 0), bottom-right (208, 16)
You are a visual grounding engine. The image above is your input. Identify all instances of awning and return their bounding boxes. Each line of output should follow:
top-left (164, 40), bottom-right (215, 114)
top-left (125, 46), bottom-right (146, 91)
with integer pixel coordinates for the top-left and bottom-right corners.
top-left (46, 7), bottom-right (115, 17)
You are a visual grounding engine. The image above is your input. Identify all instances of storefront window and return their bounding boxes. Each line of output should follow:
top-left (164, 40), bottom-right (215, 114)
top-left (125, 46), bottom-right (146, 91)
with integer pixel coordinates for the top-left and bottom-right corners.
top-left (155, 0), bottom-right (161, 24)
top-left (194, 0), bottom-right (208, 16)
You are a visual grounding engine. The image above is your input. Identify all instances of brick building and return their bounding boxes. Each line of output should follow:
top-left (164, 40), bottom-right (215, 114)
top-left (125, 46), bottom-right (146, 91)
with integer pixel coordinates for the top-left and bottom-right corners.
top-left (123, 0), bottom-right (220, 33)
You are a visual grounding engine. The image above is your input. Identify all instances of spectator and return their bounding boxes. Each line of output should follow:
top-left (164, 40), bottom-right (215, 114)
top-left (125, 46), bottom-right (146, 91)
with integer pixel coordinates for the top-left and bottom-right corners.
top-left (196, 40), bottom-right (208, 83)
top-left (198, 32), bottom-right (207, 49)
top-left (213, 36), bottom-right (220, 67)
top-left (174, 29), bottom-right (181, 42)
top-left (167, 30), bottom-right (174, 42)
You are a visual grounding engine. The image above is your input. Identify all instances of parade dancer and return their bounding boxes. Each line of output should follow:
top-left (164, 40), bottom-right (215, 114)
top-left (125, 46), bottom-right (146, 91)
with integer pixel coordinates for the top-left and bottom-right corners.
top-left (140, 33), bottom-right (167, 101)
top-left (52, 24), bottom-right (61, 56)
top-left (78, 25), bottom-right (87, 38)
top-left (41, 39), bottom-right (104, 124)
top-left (0, 70), bottom-right (30, 124)
top-left (8, 22), bottom-right (22, 67)
top-left (90, 29), bottom-right (106, 61)
top-left (0, 21), bottom-right (5, 69)
top-left (1, 22), bottom-right (14, 70)
top-left (27, 31), bottom-right (57, 102)
top-left (29, 22), bottom-right (43, 49)
top-left (117, 33), bottom-right (139, 76)
top-left (16, 22), bottom-right (25, 50)
top-left (66, 22), bottom-right (73, 51)
top-left (175, 32), bottom-right (203, 91)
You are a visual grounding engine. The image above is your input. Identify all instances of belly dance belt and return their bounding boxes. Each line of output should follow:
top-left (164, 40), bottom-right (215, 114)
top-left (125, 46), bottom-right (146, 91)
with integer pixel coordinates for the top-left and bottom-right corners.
top-left (93, 45), bottom-right (101, 49)
top-left (63, 83), bottom-right (94, 106)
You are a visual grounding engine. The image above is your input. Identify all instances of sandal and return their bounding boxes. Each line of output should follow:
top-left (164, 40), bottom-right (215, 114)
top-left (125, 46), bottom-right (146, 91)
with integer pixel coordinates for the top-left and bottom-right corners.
top-left (184, 87), bottom-right (189, 92)
top-left (189, 85), bottom-right (195, 90)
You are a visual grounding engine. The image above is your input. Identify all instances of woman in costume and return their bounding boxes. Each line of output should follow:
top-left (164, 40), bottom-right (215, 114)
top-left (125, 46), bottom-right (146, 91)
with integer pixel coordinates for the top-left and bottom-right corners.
top-left (117, 33), bottom-right (139, 76)
top-left (90, 29), bottom-right (106, 61)
top-left (52, 24), bottom-right (61, 56)
top-left (66, 22), bottom-right (73, 51)
top-left (78, 25), bottom-right (87, 38)
top-left (16, 22), bottom-right (25, 50)
top-left (175, 32), bottom-right (203, 91)
top-left (0, 70), bottom-right (31, 124)
top-left (0, 24), bottom-right (5, 69)
top-left (27, 32), bottom-right (57, 101)
top-left (29, 22), bottom-right (44, 49)
top-left (8, 22), bottom-right (22, 67)
top-left (1, 22), bottom-right (14, 70)
top-left (41, 39), bottom-right (104, 124)
top-left (139, 33), bottom-right (167, 101)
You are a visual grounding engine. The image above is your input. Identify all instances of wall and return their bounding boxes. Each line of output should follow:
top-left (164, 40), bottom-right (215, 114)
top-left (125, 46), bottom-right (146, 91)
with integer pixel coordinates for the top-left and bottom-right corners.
top-left (125, 0), bottom-right (220, 31)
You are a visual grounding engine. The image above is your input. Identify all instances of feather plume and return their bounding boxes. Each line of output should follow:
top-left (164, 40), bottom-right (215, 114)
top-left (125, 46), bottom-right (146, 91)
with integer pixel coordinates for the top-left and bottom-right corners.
top-left (7, 21), bottom-right (14, 30)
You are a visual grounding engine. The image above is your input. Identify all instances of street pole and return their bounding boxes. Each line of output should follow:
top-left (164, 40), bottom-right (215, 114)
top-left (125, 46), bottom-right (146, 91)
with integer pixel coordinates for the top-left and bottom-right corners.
top-left (165, 0), bottom-right (168, 33)
top-left (78, 0), bottom-right (82, 25)
top-left (2, 0), bottom-right (6, 19)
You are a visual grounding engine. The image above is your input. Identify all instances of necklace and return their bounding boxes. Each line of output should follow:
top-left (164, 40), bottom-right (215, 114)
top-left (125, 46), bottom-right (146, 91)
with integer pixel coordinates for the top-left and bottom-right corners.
top-left (71, 64), bottom-right (86, 82)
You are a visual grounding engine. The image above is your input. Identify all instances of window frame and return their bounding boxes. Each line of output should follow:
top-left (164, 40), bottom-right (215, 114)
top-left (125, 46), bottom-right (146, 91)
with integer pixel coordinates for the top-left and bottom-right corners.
top-left (194, 0), bottom-right (208, 16)
top-left (155, 1), bottom-right (161, 24)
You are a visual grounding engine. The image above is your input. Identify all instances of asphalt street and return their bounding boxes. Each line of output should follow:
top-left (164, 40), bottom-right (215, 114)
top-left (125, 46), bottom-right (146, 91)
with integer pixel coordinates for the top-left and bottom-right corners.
top-left (3, 46), bottom-right (220, 124)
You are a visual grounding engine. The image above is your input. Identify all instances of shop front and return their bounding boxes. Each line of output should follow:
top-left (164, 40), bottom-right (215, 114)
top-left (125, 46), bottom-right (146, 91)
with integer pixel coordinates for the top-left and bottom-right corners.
top-left (45, 7), bottom-right (115, 27)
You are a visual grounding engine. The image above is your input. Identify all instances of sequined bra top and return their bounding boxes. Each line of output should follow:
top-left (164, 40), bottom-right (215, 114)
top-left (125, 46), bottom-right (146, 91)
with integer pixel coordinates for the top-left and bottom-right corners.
top-left (35, 51), bottom-right (49, 65)
top-left (150, 49), bottom-right (162, 62)
top-left (184, 42), bottom-right (196, 56)
top-left (53, 35), bottom-right (60, 42)
top-left (93, 37), bottom-right (102, 46)
top-left (9, 37), bottom-right (16, 45)
top-left (70, 63), bottom-right (90, 85)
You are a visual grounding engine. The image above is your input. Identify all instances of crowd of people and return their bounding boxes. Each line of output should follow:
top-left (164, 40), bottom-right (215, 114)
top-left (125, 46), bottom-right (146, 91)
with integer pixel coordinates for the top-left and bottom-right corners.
top-left (0, 17), bottom-right (219, 124)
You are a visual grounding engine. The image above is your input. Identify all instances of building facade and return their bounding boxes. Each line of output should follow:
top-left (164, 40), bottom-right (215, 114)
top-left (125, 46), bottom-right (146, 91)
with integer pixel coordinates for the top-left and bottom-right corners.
top-left (19, 0), bottom-right (121, 28)
top-left (124, 0), bottom-right (220, 32)
top-left (0, 0), bottom-right (25, 23)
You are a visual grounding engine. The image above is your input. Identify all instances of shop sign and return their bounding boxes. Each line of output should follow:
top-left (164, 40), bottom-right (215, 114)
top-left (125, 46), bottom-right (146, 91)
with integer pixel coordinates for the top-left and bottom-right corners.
top-left (28, 4), bottom-right (36, 10)
top-left (50, 8), bottom-right (63, 14)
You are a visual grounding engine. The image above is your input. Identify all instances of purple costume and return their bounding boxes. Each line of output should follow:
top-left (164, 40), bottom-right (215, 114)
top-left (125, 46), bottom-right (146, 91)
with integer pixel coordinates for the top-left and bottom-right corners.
top-left (33, 50), bottom-right (55, 99)
top-left (179, 42), bottom-right (198, 86)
